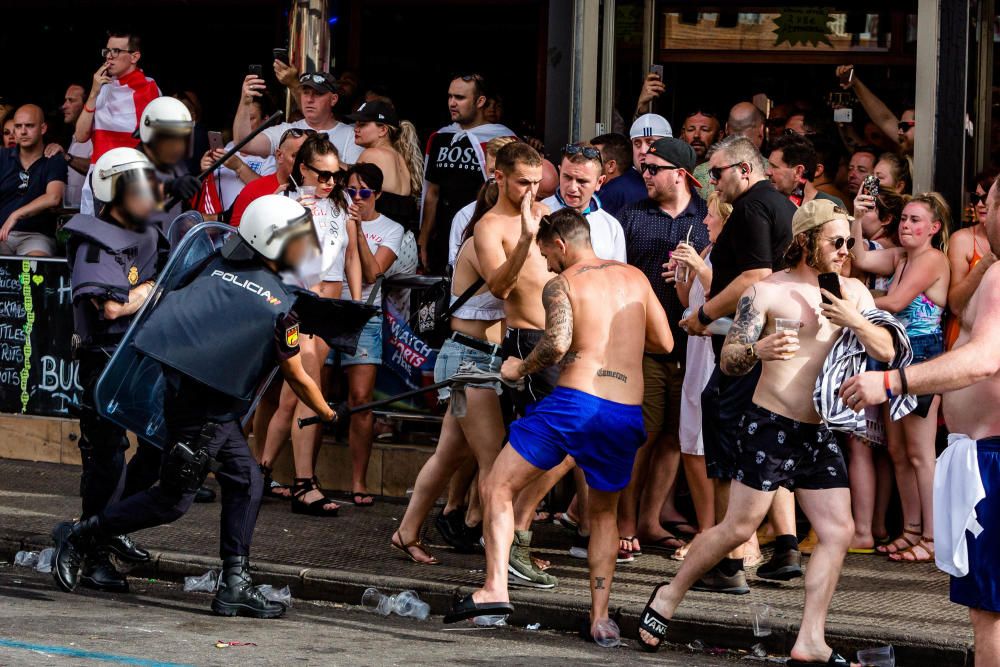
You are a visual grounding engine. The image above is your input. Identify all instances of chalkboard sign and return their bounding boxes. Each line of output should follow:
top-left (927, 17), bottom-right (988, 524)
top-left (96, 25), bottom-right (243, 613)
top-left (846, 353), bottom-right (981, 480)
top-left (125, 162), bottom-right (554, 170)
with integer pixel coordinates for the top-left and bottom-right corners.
top-left (0, 257), bottom-right (78, 417)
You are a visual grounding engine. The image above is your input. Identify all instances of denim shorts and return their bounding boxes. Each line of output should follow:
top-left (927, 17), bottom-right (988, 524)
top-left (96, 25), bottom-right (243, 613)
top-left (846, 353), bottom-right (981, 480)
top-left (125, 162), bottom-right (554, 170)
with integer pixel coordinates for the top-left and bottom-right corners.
top-left (433, 336), bottom-right (502, 400)
top-left (340, 315), bottom-right (383, 367)
top-left (909, 332), bottom-right (944, 364)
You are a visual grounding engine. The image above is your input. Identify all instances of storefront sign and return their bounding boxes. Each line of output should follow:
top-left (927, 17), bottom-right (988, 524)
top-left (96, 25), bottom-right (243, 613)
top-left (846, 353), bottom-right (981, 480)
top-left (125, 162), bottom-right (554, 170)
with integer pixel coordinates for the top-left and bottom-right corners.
top-left (773, 8), bottom-right (835, 47)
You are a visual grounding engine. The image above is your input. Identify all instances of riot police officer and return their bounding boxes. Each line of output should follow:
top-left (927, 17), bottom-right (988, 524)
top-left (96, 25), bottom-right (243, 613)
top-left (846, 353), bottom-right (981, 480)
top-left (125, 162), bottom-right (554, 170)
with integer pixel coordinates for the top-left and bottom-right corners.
top-left (52, 196), bottom-right (338, 619)
top-left (63, 147), bottom-right (168, 592)
top-left (135, 96), bottom-right (201, 216)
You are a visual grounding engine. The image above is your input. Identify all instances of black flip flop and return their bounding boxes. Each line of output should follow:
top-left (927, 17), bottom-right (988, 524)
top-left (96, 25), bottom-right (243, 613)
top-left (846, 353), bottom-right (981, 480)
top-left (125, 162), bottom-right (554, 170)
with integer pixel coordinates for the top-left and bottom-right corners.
top-left (637, 582), bottom-right (671, 653)
top-left (787, 651), bottom-right (851, 666)
top-left (642, 534), bottom-right (686, 554)
top-left (442, 593), bottom-right (514, 624)
top-left (352, 493), bottom-right (375, 507)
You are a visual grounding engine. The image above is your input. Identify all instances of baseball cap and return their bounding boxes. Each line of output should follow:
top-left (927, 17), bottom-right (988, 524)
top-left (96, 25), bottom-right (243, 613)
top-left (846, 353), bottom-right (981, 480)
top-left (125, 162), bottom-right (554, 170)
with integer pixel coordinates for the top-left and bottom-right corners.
top-left (298, 72), bottom-right (339, 95)
top-left (345, 101), bottom-right (399, 127)
top-left (792, 198), bottom-right (853, 235)
top-left (645, 137), bottom-right (703, 189)
top-left (629, 113), bottom-right (673, 140)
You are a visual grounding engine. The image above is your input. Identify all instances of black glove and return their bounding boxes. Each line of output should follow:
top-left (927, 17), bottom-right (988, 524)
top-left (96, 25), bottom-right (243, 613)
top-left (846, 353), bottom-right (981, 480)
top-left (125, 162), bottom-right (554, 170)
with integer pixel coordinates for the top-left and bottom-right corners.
top-left (165, 174), bottom-right (201, 201)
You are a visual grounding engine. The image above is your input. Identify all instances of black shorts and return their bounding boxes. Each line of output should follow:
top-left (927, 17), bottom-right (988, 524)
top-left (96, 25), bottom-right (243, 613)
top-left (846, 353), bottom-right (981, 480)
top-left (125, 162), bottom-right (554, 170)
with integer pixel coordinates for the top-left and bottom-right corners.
top-left (732, 403), bottom-right (849, 492)
top-left (501, 327), bottom-right (560, 421)
top-left (702, 362), bottom-right (761, 480)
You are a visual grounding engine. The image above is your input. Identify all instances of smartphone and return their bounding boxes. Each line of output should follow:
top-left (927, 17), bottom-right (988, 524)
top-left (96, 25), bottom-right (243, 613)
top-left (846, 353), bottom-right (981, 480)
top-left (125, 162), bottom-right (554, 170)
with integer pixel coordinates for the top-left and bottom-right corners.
top-left (818, 272), bottom-right (843, 305)
top-left (248, 64), bottom-right (263, 78)
top-left (273, 48), bottom-right (289, 65)
top-left (862, 174), bottom-right (880, 199)
top-left (208, 131), bottom-right (224, 151)
top-left (753, 93), bottom-right (772, 120)
top-left (833, 107), bottom-right (853, 123)
top-left (649, 64), bottom-right (664, 81)
top-left (838, 67), bottom-right (854, 87)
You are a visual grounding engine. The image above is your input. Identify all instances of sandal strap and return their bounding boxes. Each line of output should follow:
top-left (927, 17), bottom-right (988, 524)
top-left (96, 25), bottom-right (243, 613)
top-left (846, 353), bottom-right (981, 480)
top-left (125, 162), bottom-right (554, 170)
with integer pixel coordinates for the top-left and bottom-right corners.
top-left (902, 527), bottom-right (922, 536)
top-left (291, 477), bottom-right (317, 498)
top-left (640, 605), bottom-right (670, 639)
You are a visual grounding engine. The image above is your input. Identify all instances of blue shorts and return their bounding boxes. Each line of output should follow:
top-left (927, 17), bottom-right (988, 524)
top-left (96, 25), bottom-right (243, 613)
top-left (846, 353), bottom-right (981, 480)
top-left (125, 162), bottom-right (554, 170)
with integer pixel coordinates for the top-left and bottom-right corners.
top-left (950, 437), bottom-right (1000, 612)
top-left (909, 331), bottom-right (944, 364)
top-left (509, 386), bottom-right (646, 492)
top-left (340, 316), bottom-right (383, 367)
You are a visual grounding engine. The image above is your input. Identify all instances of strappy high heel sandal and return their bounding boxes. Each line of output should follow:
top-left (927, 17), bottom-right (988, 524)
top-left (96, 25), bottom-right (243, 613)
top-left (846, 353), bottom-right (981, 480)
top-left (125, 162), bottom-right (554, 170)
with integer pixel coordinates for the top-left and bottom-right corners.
top-left (260, 464), bottom-right (291, 500)
top-left (290, 478), bottom-right (340, 517)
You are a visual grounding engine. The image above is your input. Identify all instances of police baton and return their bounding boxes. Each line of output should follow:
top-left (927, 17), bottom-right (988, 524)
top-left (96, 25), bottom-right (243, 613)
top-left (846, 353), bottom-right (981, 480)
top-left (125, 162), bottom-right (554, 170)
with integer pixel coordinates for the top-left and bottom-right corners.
top-left (162, 109), bottom-right (285, 211)
top-left (297, 379), bottom-right (456, 429)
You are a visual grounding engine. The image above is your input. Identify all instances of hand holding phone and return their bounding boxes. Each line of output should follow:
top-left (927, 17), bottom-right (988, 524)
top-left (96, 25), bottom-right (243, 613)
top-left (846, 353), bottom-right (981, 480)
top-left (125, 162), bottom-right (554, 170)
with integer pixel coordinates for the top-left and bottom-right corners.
top-left (818, 272), bottom-right (843, 305)
top-left (862, 174), bottom-right (880, 199)
top-left (649, 64), bottom-right (664, 81)
top-left (837, 65), bottom-right (854, 89)
top-left (273, 48), bottom-right (289, 65)
top-left (249, 64), bottom-right (263, 78)
top-left (208, 131), bottom-right (224, 151)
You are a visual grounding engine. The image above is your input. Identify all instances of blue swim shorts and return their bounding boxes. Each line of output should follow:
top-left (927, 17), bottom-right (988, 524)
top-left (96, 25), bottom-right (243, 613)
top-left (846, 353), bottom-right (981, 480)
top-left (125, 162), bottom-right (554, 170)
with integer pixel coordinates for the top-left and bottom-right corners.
top-left (950, 436), bottom-right (1000, 613)
top-left (509, 386), bottom-right (646, 492)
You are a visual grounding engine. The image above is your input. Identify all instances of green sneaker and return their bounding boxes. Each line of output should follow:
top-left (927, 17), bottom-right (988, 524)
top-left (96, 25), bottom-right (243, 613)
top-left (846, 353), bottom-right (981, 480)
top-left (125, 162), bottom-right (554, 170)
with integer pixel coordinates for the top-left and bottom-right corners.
top-left (508, 530), bottom-right (557, 589)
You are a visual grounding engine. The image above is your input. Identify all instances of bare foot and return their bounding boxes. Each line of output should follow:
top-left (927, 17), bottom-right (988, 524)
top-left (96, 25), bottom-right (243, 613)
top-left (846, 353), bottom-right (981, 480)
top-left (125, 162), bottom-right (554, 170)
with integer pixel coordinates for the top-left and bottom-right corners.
top-left (471, 587), bottom-right (509, 605)
top-left (789, 643), bottom-right (858, 666)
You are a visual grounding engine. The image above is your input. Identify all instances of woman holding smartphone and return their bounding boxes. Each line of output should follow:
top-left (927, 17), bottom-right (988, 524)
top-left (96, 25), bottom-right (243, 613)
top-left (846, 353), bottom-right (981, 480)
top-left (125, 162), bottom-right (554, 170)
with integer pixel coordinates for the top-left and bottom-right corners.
top-left (851, 191), bottom-right (951, 563)
top-left (258, 133), bottom-right (361, 517)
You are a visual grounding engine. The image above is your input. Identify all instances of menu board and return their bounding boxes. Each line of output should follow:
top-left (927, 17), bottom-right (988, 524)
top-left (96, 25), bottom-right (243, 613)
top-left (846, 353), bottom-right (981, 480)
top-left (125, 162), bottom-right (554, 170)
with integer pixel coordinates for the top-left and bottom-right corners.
top-left (0, 257), bottom-right (79, 417)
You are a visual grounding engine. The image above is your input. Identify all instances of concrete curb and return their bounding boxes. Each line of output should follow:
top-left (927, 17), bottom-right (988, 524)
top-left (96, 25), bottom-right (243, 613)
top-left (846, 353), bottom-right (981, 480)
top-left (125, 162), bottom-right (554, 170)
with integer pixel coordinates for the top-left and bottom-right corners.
top-left (4, 531), bottom-right (972, 666)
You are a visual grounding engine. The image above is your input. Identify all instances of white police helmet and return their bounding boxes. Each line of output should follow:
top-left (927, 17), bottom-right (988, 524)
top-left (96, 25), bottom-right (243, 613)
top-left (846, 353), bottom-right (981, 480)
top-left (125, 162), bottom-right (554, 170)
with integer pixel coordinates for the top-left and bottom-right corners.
top-left (137, 96), bottom-right (195, 144)
top-left (238, 195), bottom-right (317, 261)
top-left (92, 147), bottom-right (155, 204)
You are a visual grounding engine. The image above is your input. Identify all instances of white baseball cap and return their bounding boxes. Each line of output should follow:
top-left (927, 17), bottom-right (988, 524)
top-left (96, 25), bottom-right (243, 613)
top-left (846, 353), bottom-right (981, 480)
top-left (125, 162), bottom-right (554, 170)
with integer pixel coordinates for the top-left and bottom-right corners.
top-left (630, 113), bottom-right (673, 140)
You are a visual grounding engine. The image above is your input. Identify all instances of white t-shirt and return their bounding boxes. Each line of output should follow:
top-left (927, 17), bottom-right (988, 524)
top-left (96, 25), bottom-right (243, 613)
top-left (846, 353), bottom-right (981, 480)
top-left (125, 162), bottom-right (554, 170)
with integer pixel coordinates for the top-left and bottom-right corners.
top-left (212, 143), bottom-right (276, 210)
top-left (297, 191), bottom-right (352, 283)
top-left (542, 194), bottom-right (627, 262)
top-left (261, 119), bottom-right (363, 165)
top-left (448, 200), bottom-right (477, 268)
top-left (64, 139), bottom-right (93, 209)
top-left (347, 214), bottom-right (405, 303)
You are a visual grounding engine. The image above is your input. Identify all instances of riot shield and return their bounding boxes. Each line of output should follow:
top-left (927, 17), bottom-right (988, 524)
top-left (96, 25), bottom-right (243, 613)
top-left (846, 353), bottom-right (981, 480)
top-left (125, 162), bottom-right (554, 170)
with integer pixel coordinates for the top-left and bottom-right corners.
top-left (93, 221), bottom-right (236, 448)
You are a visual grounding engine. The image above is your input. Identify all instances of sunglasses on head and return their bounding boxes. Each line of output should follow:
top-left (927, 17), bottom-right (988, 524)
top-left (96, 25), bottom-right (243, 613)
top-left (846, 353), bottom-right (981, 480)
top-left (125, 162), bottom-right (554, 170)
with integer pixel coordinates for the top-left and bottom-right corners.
top-left (898, 121), bottom-right (916, 132)
top-left (562, 144), bottom-right (602, 160)
top-left (824, 236), bottom-right (856, 251)
top-left (300, 73), bottom-right (330, 85)
top-left (708, 162), bottom-right (744, 180)
top-left (347, 186), bottom-right (375, 200)
top-left (640, 163), bottom-right (681, 177)
top-left (278, 128), bottom-right (318, 145)
top-left (970, 192), bottom-right (986, 206)
top-left (303, 163), bottom-right (337, 184)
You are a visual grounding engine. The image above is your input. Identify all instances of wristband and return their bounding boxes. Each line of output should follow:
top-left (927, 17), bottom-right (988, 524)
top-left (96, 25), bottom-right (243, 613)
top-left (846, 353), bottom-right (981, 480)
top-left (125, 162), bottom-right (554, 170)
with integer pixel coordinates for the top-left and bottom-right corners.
top-left (883, 371), bottom-right (893, 399)
top-left (84, 104), bottom-right (96, 113)
top-left (898, 366), bottom-right (909, 396)
top-left (697, 305), bottom-right (713, 327)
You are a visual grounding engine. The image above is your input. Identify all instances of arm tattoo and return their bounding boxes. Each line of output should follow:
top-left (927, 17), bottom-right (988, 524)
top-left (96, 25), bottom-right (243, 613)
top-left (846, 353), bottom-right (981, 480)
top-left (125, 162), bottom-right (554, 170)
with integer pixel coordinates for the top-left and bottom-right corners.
top-left (559, 350), bottom-right (580, 369)
top-left (597, 368), bottom-right (628, 383)
top-left (594, 576), bottom-right (606, 590)
top-left (520, 276), bottom-right (574, 377)
top-left (720, 287), bottom-right (764, 376)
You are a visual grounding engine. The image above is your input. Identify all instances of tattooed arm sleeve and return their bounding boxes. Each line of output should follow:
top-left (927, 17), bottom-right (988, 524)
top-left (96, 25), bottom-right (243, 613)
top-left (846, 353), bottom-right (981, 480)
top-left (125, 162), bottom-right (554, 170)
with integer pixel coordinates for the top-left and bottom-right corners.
top-left (520, 276), bottom-right (574, 377)
top-left (720, 286), bottom-right (766, 376)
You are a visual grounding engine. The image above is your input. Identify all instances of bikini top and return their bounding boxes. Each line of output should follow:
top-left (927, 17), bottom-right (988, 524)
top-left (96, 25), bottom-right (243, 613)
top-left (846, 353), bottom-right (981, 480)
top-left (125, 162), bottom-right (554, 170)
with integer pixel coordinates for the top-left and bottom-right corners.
top-left (891, 259), bottom-right (943, 337)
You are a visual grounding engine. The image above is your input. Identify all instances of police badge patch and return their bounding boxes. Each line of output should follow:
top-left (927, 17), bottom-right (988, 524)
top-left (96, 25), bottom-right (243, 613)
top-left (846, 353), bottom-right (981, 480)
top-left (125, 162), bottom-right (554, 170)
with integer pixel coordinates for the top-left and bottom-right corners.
top-left (128, 266), bottom-right (139, 285)
top-left (286, 323), bottom-right (300, 348)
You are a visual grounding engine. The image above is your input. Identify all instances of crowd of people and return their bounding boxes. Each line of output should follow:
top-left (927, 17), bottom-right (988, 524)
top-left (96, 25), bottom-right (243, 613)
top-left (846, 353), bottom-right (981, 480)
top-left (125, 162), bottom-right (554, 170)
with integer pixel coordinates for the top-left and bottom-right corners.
top-left (4, 25), bottom-right (998, 663)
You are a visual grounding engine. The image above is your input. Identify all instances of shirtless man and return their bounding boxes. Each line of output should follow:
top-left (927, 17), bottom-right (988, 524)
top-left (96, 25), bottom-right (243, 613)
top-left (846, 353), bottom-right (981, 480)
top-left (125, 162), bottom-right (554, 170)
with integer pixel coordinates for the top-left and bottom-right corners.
top-left (843, 176), bottom-right (1000, 667)
top-left (638, 199), bottom-right (895, 666)
top-left (446, 207), bottom-right (673, 643)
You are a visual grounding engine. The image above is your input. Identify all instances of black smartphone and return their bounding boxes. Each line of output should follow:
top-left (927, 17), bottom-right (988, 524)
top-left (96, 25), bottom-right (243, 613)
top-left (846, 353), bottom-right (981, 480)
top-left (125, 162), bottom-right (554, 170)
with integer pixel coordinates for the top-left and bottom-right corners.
top-left (249, 64), bottom-right (263, 78)
top-left (207, 131), bottom-right (224, 151)
top-left (818, 272), bottom-right (842, 305)
top-left (273, 48), bottom-right (289, 65)
top-left (862, 174), bottom-right (880, 199)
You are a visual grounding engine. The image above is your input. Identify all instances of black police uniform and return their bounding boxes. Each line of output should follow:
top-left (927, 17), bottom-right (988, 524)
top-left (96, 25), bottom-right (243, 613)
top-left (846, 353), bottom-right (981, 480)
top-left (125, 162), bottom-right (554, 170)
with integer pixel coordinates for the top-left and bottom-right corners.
top-left (65, 214), bottom-right (166, 520)
top-left (95, 250), bottom-right (301, 561)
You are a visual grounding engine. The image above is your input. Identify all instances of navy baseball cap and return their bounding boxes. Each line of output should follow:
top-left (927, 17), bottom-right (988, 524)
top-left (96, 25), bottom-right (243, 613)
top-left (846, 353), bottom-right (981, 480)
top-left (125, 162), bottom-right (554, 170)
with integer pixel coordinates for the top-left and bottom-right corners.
top-left (646, 137), bottom-right (703, 188)
top-left (345, 101), bottom-right (399, 128)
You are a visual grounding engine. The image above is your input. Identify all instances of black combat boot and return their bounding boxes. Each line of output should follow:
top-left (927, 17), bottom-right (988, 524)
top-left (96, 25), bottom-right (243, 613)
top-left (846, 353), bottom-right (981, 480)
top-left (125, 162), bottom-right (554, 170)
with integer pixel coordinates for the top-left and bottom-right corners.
top-left (211, 556), bottom-right (285, 619)
top-left (104, 534), bottom-right (151, 563)
top-left (51, 516), bottom-right (100, 593)
top-left (80, 548), bottom-right (129, 593)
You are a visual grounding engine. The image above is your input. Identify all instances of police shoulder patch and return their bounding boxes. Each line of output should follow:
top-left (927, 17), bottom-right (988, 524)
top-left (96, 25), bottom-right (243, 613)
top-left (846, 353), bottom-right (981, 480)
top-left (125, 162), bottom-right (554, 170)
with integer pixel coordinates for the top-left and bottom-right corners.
top-left (285, 323), bottom-right (300, 348)
top-left (128, 266), bottom-right (139, 286)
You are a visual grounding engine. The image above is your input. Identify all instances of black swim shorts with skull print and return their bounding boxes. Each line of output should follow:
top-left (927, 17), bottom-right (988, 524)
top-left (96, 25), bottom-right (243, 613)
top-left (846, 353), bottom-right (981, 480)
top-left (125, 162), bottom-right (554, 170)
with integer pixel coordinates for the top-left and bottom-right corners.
top-left (731, 403), bottom-right (849, 492)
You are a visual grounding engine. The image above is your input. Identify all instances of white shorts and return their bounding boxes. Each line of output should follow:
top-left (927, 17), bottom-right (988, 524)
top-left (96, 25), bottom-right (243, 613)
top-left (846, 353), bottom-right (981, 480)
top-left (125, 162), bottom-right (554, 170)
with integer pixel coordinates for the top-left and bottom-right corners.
top-left (0, 231), bottom-right (56, 256)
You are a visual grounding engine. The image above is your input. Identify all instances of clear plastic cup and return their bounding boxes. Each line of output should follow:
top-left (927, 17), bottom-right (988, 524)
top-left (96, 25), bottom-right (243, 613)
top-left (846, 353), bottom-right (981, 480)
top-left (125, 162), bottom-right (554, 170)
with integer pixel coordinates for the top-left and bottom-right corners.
top-left (775, 318), bottom-right (802, 333)
top-left (591, 618), bottom-right (621, 648)
top-left (857, 645), bottom-right (894, 667)
top-left (749, 602), bottom-right (772, 637)
top-left (393, 590), bottom-right (430, 620)
top-left (361, 587), bottom-right (391, 615)
top-left (296, 185), bottom-right (317, 198)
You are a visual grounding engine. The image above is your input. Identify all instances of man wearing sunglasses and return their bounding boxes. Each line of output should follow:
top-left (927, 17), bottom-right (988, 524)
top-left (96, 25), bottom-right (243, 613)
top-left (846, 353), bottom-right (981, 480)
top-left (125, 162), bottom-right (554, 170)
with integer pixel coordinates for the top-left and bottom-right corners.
top-left (235, 71), bottom-right (363, 167)
top-left (639, 199), bottom-right (894, 664)
top-left (75, 29), bottom-right (160, 215)
top-left (837, 65), bottom-right (915, 157)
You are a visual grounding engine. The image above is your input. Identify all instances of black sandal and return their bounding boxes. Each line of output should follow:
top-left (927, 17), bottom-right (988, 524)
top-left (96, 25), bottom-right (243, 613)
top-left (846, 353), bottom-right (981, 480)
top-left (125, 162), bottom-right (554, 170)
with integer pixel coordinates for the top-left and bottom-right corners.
top-left (442, 593), bottom-right (514, 624)
top-left (291, 478), bottom-right (340, 517)
top-left (637, 582), bottom-right (671, 653)
top-left (260, 465), bottom-right (291, 500)
top-left (787, 651), bottom-right (851, 666)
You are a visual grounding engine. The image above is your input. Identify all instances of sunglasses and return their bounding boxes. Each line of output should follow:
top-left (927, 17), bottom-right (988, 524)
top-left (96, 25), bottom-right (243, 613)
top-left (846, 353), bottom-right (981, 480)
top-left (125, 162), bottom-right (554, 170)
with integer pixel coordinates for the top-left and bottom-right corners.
top-left (824, 236), bottom-right (856, 251)
top-left (347, 187), bottom-right (375, 200)
top-left (300, 73), bottom-right (332, 85)
top-left (303, 163), bottom-right (337, 184)
top-left (640, 163), bottom-right (681, 177)
top-left (897, 121), bottom-right (916, 132)
top-left (101, 47), bottom-right (135, 58)
top-left (278, 127), bottom-right (317, 145)
top-left (563, 144), bottom-right (602, 160)
top-left (709, 162), bottom-right (743, 180)
top-left (970, 192), bottom-right (986, 206)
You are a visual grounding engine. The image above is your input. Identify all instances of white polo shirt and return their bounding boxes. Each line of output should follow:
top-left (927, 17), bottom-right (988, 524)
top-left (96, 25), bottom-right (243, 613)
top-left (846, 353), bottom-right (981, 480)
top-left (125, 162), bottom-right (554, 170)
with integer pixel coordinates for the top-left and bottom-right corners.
top-left (542, 194), bottom-right (627, 262)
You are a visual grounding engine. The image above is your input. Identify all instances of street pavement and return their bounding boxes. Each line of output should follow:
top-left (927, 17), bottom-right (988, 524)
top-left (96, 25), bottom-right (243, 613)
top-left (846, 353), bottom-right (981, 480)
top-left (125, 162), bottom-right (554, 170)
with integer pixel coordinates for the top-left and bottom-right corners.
top-left (0, 566), bottom-right (741, 666)
top-left (0, 458), bottom-right (975, 665)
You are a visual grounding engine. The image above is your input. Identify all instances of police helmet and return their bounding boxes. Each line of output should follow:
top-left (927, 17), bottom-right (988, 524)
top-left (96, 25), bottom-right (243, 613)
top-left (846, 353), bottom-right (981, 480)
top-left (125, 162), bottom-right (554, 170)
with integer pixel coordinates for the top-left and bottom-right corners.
top-left (237, 195), bottom-right (317, 261)
top-left (92, 147), bottom-right (155, 204)
top-left (137, 97), bottom-right (195, 144)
